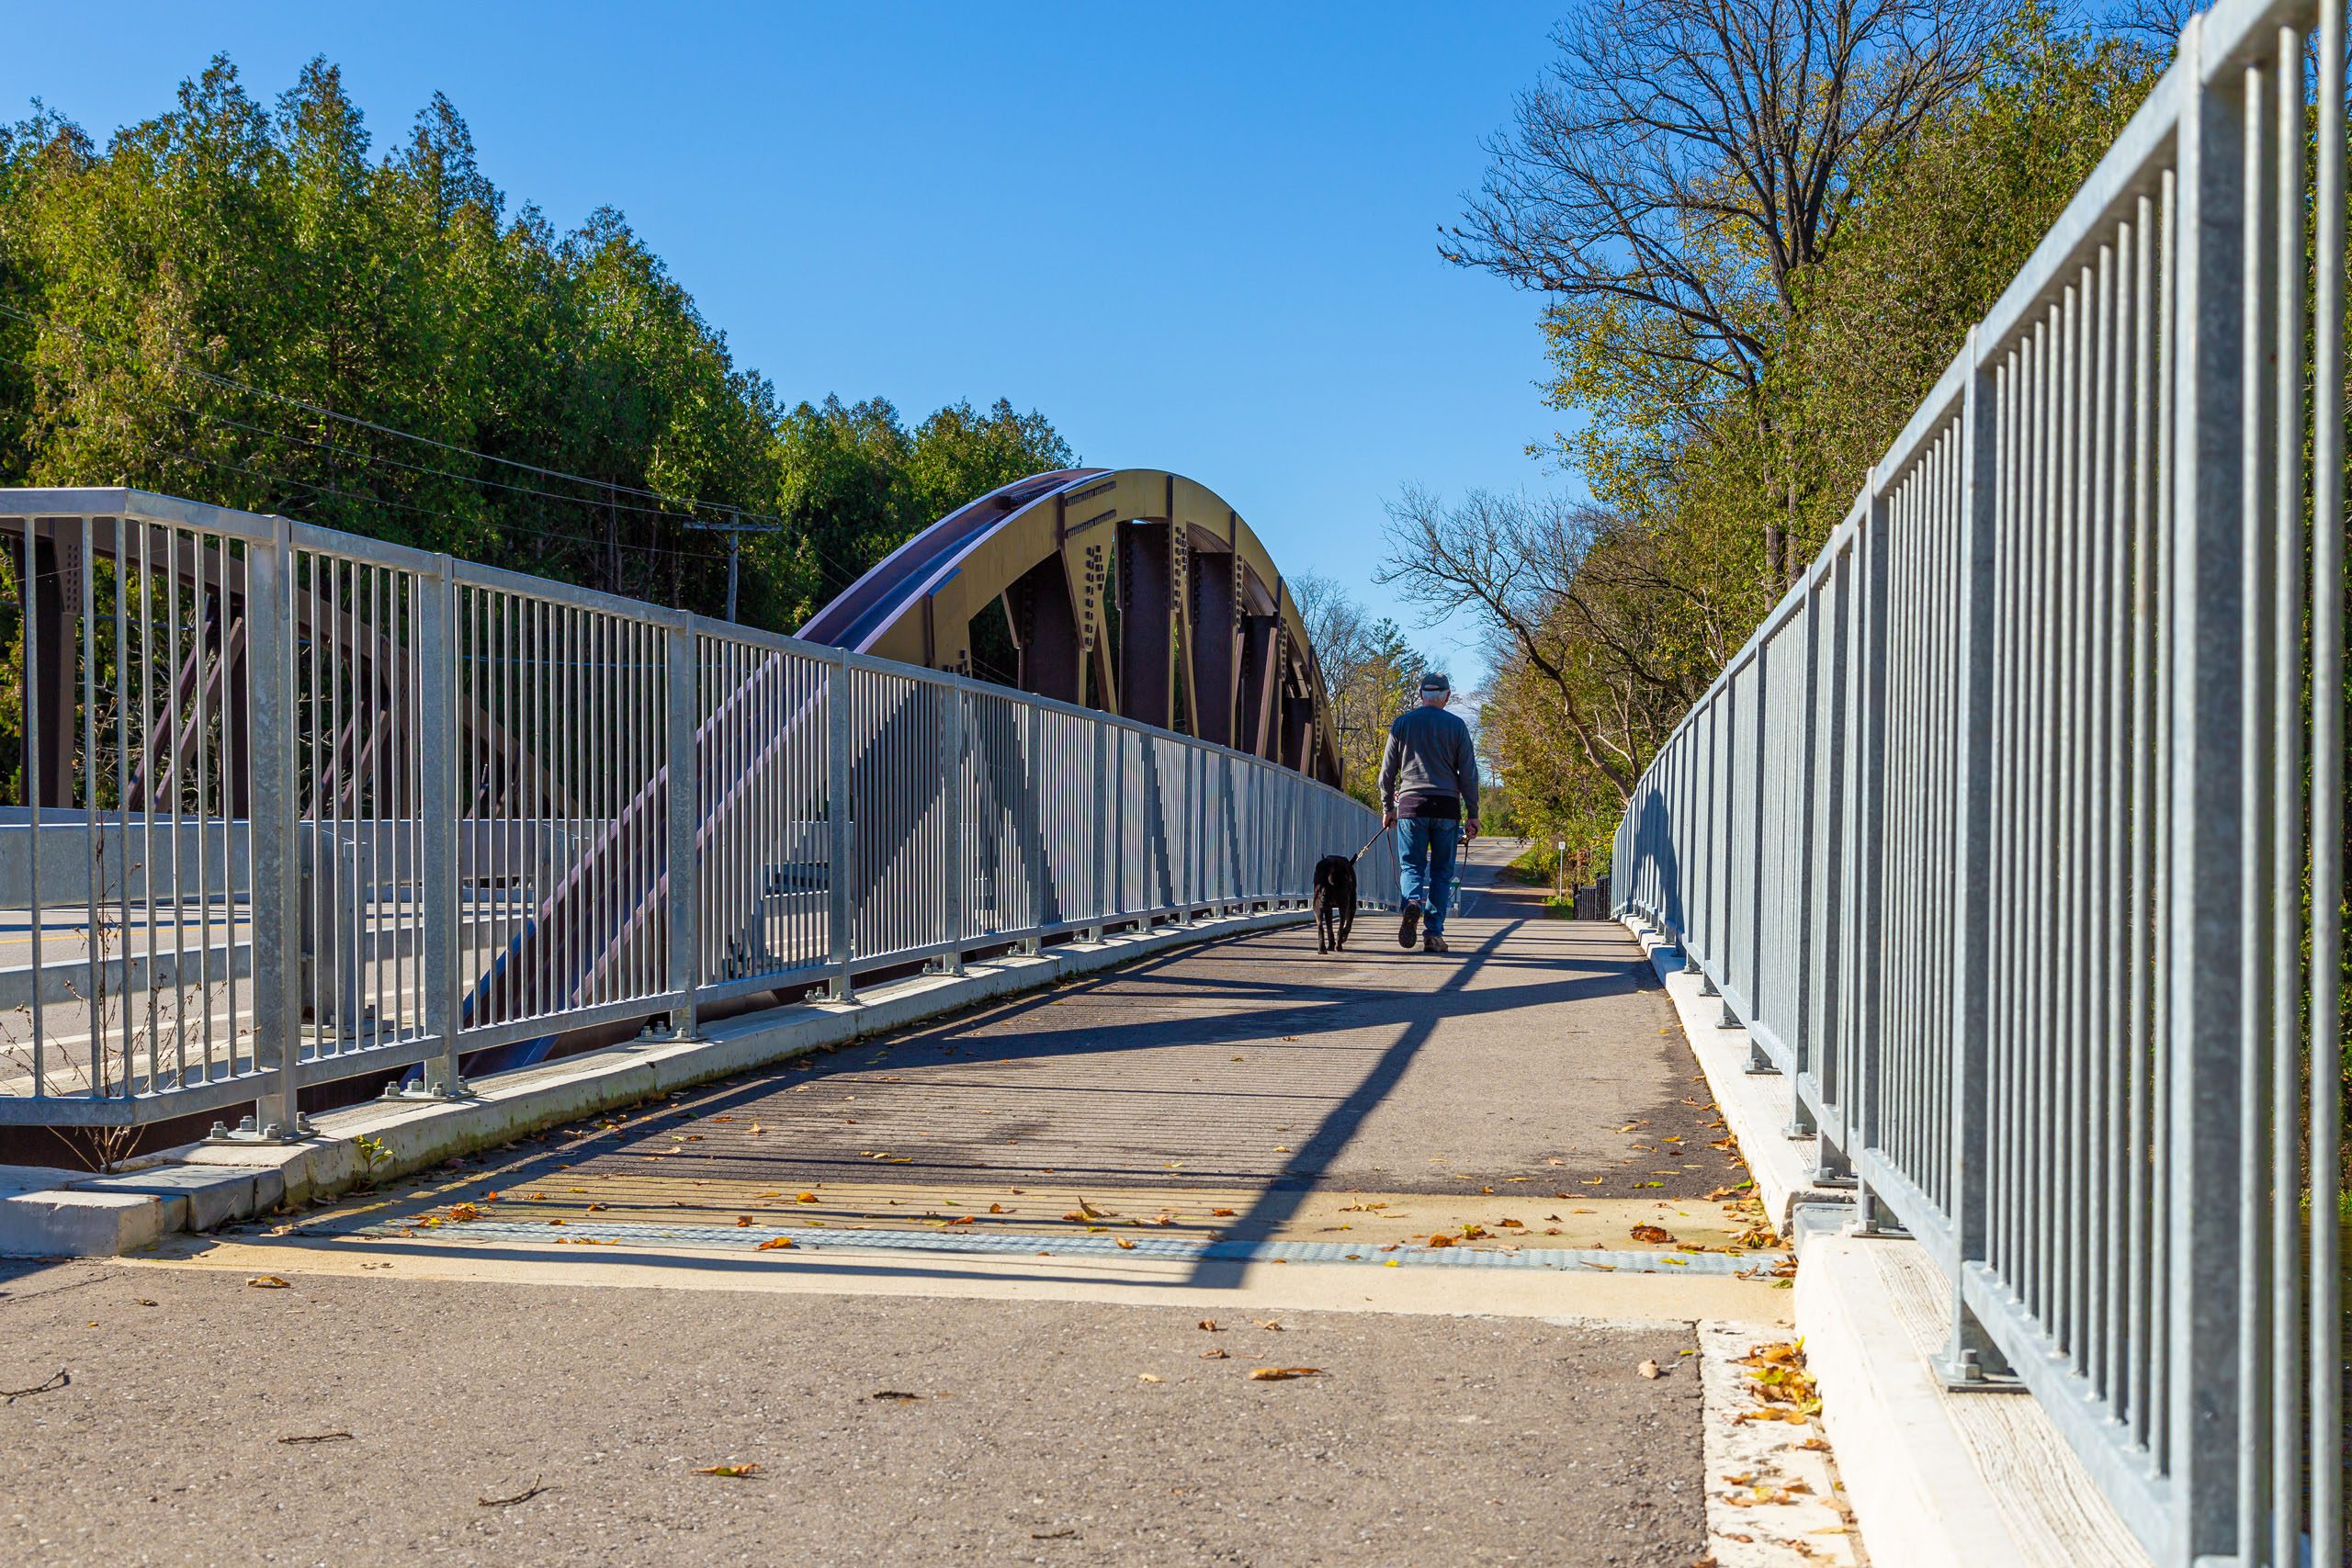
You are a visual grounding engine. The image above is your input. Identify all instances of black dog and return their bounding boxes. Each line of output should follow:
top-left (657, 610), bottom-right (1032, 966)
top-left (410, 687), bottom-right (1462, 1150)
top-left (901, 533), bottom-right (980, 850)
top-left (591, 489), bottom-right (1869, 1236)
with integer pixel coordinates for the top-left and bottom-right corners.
top-left (1312, 854), bottom-right (1359, 953)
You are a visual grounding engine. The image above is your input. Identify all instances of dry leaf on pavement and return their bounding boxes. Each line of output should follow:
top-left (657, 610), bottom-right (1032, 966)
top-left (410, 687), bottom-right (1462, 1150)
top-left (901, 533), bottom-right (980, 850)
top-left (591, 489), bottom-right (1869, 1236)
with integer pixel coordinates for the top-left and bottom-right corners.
top-left (692, 1463), bottom-right (763, 1478)
top-left (1247, 1368), bottom-right (1323, 1381)
top-left (246, 1276), bottom-right (291, 1289)
top-left (478, 1477), bottom-right (550, 1506)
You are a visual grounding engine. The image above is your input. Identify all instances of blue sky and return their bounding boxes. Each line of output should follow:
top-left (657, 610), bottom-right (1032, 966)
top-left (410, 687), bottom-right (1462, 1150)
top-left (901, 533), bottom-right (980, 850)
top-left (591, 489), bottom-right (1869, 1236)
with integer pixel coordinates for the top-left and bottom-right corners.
top-left (4, 2), bottom-right (1583, 688)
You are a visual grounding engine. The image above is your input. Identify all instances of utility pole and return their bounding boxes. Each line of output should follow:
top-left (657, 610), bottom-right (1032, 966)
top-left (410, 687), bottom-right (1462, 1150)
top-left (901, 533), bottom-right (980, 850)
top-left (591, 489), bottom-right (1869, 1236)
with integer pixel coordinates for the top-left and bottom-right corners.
top-left (686, 512), bottom-right (783, 622)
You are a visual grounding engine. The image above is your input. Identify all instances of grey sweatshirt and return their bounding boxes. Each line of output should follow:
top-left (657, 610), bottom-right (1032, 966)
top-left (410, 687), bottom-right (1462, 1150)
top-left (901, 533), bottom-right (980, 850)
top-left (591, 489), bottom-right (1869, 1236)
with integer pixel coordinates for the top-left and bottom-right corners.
top-left (1377, 704), bottom-right (1480, 815)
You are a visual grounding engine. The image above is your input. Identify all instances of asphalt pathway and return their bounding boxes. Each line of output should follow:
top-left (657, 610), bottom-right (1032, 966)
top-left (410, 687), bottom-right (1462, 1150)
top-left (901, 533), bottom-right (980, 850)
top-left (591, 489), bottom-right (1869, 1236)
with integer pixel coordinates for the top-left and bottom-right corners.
top-left (0, 841), bottom-right (1777, 1565)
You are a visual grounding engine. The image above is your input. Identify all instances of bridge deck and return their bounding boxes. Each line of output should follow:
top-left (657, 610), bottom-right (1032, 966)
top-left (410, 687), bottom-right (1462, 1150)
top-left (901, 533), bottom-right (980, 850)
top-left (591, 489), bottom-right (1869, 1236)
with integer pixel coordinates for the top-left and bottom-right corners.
top-left (0, 843), bottom-right (1798, 1565)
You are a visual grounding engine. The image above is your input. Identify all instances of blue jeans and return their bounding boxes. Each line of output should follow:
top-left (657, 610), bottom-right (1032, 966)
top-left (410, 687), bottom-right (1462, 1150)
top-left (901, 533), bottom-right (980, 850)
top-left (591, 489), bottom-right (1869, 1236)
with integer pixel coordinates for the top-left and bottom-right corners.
top-left (1396, 818), bottom-right (1462, 935)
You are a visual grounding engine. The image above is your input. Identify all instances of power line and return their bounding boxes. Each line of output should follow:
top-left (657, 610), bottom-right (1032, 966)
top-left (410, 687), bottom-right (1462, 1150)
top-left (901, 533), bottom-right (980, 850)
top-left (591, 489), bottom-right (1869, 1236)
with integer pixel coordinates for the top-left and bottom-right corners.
top-left (0, 299), bottom-right (804, 532)
top-left (0, 300), bottom-right (879, 589)
top-left (154, 385), bottom-right (866, 587)
top-left (153, 441), bottom-right (726, 565)
top-left (162, 400), bottom-right (716, 525)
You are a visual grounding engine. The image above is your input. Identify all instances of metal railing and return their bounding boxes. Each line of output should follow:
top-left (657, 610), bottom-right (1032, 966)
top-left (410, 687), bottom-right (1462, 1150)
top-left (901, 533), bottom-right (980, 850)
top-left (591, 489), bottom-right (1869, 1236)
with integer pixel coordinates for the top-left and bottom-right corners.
top-left (1611, 0), bottom-right (2344, 1562)
top-left (0, 486), bottom-right (1394, 1134)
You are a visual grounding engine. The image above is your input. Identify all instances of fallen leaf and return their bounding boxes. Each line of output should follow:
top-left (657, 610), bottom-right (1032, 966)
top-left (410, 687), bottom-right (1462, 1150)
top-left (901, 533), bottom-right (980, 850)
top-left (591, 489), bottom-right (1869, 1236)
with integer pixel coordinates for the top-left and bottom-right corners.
top-left (1637, 1359), bottom-right (1663, 1379)
top-left (1247, 1367), bottom-right (1323, 1381)
top-left (1115, 1238), bottom-right (1136, 1249)
top-left (756, 1236), bottom-right (797, 1250)
top-left (1425, 1234), bottom-right (1453, 1248)
top-left (479, 1477), bottom-right (550, 1507)
top-left (1253, 1319), bottom-right (1283, 1331)
top-left (692, 1463), bottom-right (763, 1478)
top-left (1632, 1224), bottom-right (1676, 1245)
top-left (585, 1202), bottom-right (608, 1213)
top-left (277, 1430), bottom-right (353, 1445)
top-left (1211, 1207), bottom-right (1237, 1217)
top-left (736, 1216), bottom-right (753, 1228)
top-left (247, 1276), bottom-right (292, 1289)
top-left (1136, 1373), bottom-right (1164, 1383)
top-left (1198, 1319), bottom-right (1222, 1331)
top-left (989, 1203), bottom-right (1006, 1214)
top-left (1200, 1348), bottom-right (1229, 1359)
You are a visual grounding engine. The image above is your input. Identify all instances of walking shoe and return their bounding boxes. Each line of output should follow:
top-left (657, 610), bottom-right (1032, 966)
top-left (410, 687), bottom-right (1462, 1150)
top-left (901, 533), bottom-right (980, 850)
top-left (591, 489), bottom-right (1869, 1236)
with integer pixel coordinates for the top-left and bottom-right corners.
top-left (1422, 931), bottom-right (1449, 954)
top-left (1398, 904), bottom-right (1421, 949)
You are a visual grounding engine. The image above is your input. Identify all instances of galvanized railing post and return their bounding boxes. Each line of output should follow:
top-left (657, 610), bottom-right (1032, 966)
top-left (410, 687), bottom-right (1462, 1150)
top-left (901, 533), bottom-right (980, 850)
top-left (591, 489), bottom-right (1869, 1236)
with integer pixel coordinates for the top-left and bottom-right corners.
top-left (1015, 700), bottom-right (1044, 954)
top-left (664, 621), bottom-right (700, 1036)
top-left (1851, 467), bottom-right (1894, 1230)
top-left (417, 558), bottom-right (463, 1097)
top-left (244, 516), bottom-right (304, 1138)
top-left (1085, 718), bottom-right (1109, 941)
top-left (2165, 17), bottom-right (2250, 1559)
top-left (939, 682), bottom-right (966, 974)
top-left (1181, 746), bottom-right (1200, 926)
top-left (1939, 329), bottom-right (2012, 1387)
top-left (826, 656), bottom-right (855, 1001)
top-left (1787, 567), bottom-right (1823, 1141)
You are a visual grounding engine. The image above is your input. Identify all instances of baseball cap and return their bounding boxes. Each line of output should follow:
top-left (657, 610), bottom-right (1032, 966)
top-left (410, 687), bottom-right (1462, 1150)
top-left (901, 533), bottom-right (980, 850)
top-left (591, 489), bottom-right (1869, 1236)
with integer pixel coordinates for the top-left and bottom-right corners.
top-left (1419, 671), bottom-right (1451, 694)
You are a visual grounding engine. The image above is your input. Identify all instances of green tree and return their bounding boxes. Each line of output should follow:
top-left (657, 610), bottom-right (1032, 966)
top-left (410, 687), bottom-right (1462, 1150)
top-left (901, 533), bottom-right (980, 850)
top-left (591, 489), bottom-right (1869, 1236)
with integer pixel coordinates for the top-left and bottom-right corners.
top-left (0, 54), bottom-right (1073, 635)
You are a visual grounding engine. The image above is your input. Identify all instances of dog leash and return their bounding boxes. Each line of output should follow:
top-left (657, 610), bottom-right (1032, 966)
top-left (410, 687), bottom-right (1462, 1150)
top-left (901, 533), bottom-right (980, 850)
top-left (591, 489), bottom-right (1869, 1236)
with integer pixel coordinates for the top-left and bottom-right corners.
top-left (1348, 823), bottom-right (1391, 863)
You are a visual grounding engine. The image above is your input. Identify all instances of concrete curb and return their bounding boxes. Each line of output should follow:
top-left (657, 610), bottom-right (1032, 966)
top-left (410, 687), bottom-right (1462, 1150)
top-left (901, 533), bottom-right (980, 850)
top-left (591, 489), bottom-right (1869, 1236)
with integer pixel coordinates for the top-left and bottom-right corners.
top-left (1622, 919), bottom-right (1848, 1232)
top-left (1791, 1218), bottom-right (2147, 1568)
top-left (1623, 919), bottom-right (2146, 1568)
top-left (0, 908), bottom-right (1309, 1258)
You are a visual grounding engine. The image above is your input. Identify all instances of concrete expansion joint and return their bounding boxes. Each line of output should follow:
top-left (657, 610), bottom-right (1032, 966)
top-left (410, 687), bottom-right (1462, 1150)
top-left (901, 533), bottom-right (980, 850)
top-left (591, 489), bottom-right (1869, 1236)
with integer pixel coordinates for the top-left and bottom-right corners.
top-left (0, 906), bottom-right (1310, 1259)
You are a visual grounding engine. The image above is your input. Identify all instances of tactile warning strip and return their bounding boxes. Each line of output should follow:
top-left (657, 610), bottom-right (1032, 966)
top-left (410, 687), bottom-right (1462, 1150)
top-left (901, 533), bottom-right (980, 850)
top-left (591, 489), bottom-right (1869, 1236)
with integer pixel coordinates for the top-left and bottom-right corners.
top-left (349, 1215), bottom-right (1794, 1275)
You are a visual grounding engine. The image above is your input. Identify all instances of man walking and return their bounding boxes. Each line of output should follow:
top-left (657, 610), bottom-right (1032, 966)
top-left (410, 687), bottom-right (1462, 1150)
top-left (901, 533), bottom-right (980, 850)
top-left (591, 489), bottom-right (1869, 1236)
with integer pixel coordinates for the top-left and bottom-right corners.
top-left (1378, 671), bottom-right (1479, 954)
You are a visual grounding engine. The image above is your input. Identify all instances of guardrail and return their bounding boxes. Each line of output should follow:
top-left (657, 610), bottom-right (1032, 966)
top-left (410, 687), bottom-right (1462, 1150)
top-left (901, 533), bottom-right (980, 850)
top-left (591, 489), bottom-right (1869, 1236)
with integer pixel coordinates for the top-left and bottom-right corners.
top-left (1611, 0), bottom-right (2343, 1562)
top-left (0, 486), bottom-right (1394, 1135)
